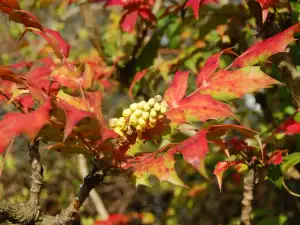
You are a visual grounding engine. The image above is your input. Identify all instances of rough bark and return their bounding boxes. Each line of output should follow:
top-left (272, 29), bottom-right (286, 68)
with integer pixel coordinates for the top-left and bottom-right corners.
top-left (0, 141), bottom-right (105, 225)
top-left (241, 168), bottom-right (256, 225)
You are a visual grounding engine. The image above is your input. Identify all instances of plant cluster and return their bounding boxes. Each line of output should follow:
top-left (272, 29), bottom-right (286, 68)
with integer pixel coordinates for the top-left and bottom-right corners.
top-left (0, 0), bottom-right (299, 225)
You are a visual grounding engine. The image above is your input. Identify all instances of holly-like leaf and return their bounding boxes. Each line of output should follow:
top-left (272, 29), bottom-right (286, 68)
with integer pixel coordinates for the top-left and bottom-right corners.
top-left (56, 90), bottom-right (104, 140)
top-left (0, 100), bottom-right (51, 154)
top-left (166, 92), bottom-right (233, 124)
top-left (267, 150), bottom-right (287, 165)
top-left (213, 161), bottom-right (237, 191)
top-left (207, 124), bottom-right (259, 140)
top-left (0, 66), bottom-right (48, 102)
top-left (57, 100), bottom-right (93, 141)
top-left (198, 67), bottom-right (280, 101)
top-left (106, 0), bottom-right (156, 32)
top-left (171, 130), bottom-right (209, 178)
top-left (185, 0), bottom-right (217, 19)
top-left (229, 23), bottom-right (300, 69)
top-left (196, 48), bottom-right (236, 88)
top-left (127, 148), bottom-right (187, 187)
top-left (257, 0), bottom-right (279, 23)
top-left (164, 71), bottom-right (189, 108)
top-left (277, 116), bottom-right (300, 135)
top-left (9, 9), bottom-right (43, 29)
top-left (20, 28), bottom-right (71, 59)
top-left (0, 0), bottom-right (20, 14)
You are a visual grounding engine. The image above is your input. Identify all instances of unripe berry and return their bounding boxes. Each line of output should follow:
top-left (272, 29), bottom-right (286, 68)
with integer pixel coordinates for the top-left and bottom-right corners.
top-left (154, 95), bottom-right (163, 103)
top-left (154, 102), bottom-right (161, 112)
top-left (142, 111), bottom-right (149, 120)
top-left (148, 98), bottom-right (155, 107)
top-left (122, 108), bottom-right (132, 118)
top-left (150, 108), bottom-right (157, 118)
top-left (130, 103), bottom-right (138, 112)
top-left (133, 109), bottom-right (143, 118)
top-left (117, 117), bottom-right (126, 129)
top-left (143, 103), bottom-right (151, 112)
top-left (129, 114), bottom-right (138, 126)
top-left (109, 118), bottom-right (118, 128)
top-left (160, 105), bottom-right (167, 114)
top-left (138, 101), bottom-right (146, 110)
top-left (138, 117), bottom-right (147, 128)
top-left (161, 100), bottom-right (168, 108)
top-left (114, 127), bottom-right (124, 136)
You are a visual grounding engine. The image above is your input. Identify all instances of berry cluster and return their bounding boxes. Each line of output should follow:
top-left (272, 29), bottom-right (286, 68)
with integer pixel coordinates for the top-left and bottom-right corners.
top-left (109, 95), bottom-right (168, 139)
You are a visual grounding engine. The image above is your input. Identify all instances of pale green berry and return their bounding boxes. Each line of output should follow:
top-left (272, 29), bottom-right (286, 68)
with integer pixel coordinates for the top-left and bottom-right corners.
top-left (109, 118), bottom-right (118, 128)
top-left (114, 127), bottom-right (124, 136)
top-left (133, 109), bottom-right (143, 118)
top-left (130, 103), bottom-right (138, 112)
top-left (122, 108), bottom-right (132, 118)
top-left (129, 114), bottom-right (138, 126)
top-left (117, 117), bottom-right (126, 129)
top-left (154, 102), bottom-right (161, 112)
top-left (138, 117), bottom-right (147, 128)
top-left (148, 98), bottom-right (155, 107)
top-left (154, 95), bottom-right (163, 103)
top-left (161, 100), bottom-right (168, 108)
top-left (143, 103), bottom-right (151, 112)
top-left (138, 101), bottom-right (146, 110)
top-left (160, 105), bottom-right (167, 114)
top-left (150, 108), bottom-right (157, 118)
top-left (142, 111), bottom-right (149, 120)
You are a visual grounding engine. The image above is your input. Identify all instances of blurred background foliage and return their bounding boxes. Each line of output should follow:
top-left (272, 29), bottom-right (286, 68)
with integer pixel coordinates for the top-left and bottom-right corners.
top-left (1, 0), bottom-right (300, 225)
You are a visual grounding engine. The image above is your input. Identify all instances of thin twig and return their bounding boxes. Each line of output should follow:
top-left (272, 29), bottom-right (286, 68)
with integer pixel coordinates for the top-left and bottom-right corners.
top-left (78, 155), bottom-right (109, 219)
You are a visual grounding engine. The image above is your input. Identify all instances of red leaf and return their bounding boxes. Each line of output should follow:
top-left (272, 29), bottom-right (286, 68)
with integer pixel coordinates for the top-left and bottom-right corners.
top-left (121, 10), bottom-right (138, 33)
top-left (229, 23), bottom-right (300, 69)
top-left (267, 150), bottom-right (287, 165)
top-left (257, 0), bottom-right (279, 23)
top-left (20, 28), bottom-right (70, 59)
top-left (166, 92), bottom-right (233, 124)
top-left (94, 214), bottom-right (129, 225)
top-left (171, 130), bottom-right (209, 178)
top-left (198, 66), bottom-right (280, 101)
top-left (186, 0), bottom-right (217, 19)
top-left (196, 48), bottom-right (236, 88)
top-left (0, 0), bottom-right (20, 14)
top-left (57, 90), bottom-right (104, 140)
top-left (9, 10), bottom-right (43, 30)
top-left (44, 28), bottom-right (71, 58)
top-left (57, 100), bottom-right (93, 141)
top-left (128, 69), bottom-right (148, 100)
top-left (107, 0), bottom-right (156, 32)
top-left (0, 100), bottom-right (51, 154)
top-left (277, 117), bottom-right (300, 135)
top-left (207, 124), bottom-right (259, 141)
top-left (213, 161), bottom-right (237, 191)
top-left (164, 71), bottom-right (189, 108)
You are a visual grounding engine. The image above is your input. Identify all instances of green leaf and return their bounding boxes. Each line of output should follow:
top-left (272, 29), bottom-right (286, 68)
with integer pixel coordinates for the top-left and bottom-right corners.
top-left (282, 153), bottom-right (300, 173)
top-left (267, 165), bottom-right (283, 189)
